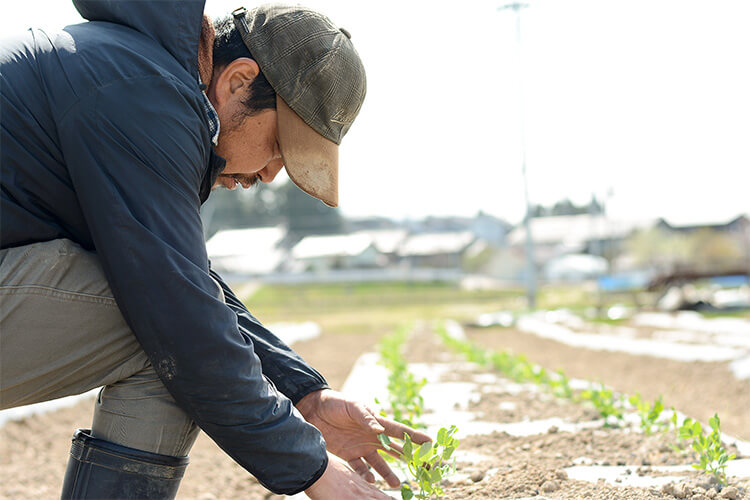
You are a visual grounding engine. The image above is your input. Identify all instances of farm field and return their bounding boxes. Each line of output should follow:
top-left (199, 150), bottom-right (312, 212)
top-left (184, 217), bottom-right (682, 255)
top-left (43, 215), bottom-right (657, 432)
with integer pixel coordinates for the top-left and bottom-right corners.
top-left (1, 282), bottom-right (748, 499)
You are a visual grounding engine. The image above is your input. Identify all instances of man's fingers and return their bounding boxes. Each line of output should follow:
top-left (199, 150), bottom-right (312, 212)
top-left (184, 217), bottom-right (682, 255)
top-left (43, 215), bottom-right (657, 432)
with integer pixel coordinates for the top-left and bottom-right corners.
top-left (375, 414), bottom-right (432, 444)
top-left (351, 402), bottom-right (386, 433)
top-left (365, 450), bottom-right (401, 489)
top-left (387, 441), bottom-right (403, 455)
top-left (378, 441), bottom-right (403, 460)
top-left (348, 457), bottom-right (376, 483)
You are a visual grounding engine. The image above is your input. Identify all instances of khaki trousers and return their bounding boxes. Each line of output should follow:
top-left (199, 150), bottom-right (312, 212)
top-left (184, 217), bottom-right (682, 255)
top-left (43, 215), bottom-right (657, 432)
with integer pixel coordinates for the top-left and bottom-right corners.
top-left (0, 239), bottom-right (204, 457)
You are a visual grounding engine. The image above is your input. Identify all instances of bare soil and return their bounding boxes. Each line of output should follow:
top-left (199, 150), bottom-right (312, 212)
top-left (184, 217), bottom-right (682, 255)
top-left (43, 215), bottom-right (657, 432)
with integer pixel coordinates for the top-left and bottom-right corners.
top-left (0, 330), bottom-right (382, 500)
top-left (405, 327), bottom-right (749, 500)
top-left (2, 322), bottom-right (748, 499)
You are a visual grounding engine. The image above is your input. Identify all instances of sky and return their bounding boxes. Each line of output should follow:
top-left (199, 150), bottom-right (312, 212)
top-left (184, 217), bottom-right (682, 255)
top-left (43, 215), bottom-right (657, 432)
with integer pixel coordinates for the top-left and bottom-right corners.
top-left (2, 0), bottom-right (748, 225)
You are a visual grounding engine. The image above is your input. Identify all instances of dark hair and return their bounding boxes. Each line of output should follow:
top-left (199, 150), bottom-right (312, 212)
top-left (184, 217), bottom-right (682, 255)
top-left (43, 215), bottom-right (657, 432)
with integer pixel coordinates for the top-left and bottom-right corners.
top-left (212, 16), bottom-right (276, 116)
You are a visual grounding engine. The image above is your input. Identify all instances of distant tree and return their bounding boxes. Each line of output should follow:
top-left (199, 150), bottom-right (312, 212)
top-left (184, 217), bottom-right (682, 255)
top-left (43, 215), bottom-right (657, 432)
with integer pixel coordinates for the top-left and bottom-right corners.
top-left (627, 227), bottom-right (688, 270)
top-left (275, 181), bottom-right (344, 237)
top-left (201, 183), bottom-right (281, 238)
top-left (201, 179), bottom-right (345, 239)
top-left (530, 204), bottom-right (547, 218)
top-left (587, 197), bottom-right (604, 216)
top-left (685, 229), bottom-right (744, 268)
top-left (626, 227), bottom-right (743, 272)
top-left (551, 198), bottom-right (577, 216)
top-left (530, 198), bottom-right (602, 218)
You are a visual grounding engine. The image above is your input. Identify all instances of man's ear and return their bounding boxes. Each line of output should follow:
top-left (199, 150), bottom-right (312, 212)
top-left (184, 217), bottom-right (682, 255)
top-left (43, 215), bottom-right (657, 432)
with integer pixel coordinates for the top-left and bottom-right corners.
top-left (213, 58), bottom-right (261, 109)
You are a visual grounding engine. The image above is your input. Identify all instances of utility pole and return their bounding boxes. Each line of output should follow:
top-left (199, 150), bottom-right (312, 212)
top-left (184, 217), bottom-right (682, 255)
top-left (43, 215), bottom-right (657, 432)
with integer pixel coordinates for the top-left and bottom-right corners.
top-left (499, 2), bottom-right (537, 310)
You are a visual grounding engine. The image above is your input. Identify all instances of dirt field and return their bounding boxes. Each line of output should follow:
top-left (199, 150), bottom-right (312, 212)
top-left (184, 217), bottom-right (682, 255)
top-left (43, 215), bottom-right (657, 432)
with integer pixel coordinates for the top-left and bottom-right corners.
top-left (0, 330), bottom-right (383, 500)
top-left (406, 326), bottom-right (749, 500)
top-left (466, 325), bottom-right (750, 442)
top-left (2, 285), bottom-right (748, 499)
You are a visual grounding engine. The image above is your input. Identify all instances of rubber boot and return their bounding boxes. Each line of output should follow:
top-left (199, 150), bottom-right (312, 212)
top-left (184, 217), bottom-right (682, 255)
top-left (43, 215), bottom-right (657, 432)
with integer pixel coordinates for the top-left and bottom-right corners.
top-left (60, 429), bottom-right (189, 499)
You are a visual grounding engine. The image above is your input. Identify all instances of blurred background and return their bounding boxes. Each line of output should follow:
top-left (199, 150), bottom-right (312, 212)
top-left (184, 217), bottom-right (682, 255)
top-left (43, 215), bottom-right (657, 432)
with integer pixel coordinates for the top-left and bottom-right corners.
top-left (200, 0), bottom-right (750, 316)
top-left (3, 0), bottom-right (748, 315)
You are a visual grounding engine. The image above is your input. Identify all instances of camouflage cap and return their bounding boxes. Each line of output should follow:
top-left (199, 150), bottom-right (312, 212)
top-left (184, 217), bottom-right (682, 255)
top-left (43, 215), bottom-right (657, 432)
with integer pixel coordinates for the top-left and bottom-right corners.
top-left (232, 4), bottom-right (367, 207)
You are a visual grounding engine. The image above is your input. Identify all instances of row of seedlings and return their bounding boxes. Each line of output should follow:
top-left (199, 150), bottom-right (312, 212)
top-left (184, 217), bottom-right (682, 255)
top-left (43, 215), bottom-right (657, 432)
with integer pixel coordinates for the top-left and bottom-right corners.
top-left (375, 324), bottom-right (460, 500)
top-left (435, 322), bottom-right (737, 486)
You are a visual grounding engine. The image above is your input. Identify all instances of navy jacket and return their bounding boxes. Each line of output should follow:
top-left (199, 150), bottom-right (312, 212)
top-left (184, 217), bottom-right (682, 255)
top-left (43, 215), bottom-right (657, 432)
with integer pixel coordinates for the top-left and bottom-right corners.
top-left (0, 0), bottom-right (329, 493)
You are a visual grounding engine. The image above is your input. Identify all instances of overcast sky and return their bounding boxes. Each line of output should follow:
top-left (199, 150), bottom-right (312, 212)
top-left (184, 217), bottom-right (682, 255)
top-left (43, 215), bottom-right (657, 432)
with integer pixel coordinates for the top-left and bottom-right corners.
top-left (2, 1), bottom-right (748, 225)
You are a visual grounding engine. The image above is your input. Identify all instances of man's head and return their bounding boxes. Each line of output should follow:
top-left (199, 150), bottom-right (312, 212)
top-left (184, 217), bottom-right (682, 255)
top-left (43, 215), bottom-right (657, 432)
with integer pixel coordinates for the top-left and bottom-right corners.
top-left (206, 5), bottom-right (367, 206)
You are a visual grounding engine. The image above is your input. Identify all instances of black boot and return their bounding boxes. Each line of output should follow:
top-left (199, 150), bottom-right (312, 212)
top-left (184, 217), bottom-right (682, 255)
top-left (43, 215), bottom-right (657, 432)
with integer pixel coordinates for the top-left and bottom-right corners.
top-left (60, 429), bottom-right (189, 499)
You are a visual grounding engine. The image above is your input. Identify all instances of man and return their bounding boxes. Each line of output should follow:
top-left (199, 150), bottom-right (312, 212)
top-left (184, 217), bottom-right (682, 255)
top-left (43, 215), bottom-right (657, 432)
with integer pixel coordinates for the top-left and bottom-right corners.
top-left (0, 1), bottom-right (427, 498)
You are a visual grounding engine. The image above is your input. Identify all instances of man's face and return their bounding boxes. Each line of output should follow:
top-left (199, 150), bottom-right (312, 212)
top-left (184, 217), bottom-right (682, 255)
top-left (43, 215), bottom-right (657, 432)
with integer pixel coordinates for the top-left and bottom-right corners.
top-left (208, 58), bottom-right (284, 191)
top-left (213, 108), bottom-right (284, 190)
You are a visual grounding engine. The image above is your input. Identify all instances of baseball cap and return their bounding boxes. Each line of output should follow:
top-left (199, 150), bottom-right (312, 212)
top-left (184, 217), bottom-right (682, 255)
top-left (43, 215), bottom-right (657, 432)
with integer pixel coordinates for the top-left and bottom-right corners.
top-left (232, 4), bottom-right (367, 207)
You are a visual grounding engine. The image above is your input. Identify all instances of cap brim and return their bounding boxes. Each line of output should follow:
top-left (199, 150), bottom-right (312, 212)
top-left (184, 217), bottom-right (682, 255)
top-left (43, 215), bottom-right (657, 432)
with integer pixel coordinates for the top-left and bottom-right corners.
top-left (277, 96), bottom-right (339, 207)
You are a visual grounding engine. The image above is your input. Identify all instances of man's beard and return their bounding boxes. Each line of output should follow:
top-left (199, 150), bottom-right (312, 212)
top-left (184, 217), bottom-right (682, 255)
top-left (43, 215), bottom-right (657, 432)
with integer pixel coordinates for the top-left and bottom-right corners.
top-left (229, 173), bottom-right (261, 188)
top-left (213, 173), bottom-right (261, 190)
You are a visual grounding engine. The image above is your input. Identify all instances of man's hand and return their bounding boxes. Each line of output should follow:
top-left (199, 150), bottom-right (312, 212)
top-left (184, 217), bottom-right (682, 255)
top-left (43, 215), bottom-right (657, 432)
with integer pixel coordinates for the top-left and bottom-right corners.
top-left (296, 389), bottom-right (431, 488)
top-left (305, 453), bottom-right (392, 500)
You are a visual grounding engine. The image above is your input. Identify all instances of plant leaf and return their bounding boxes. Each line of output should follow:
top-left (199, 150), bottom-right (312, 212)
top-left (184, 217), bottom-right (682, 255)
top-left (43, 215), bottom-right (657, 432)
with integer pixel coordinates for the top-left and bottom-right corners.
top-left (418, 441), bottom-right (433, 459)
top-left (403, 434), bottom-right (413, 458)
top-left (401, 484), bottom-right (413, 500)
top-left (437, 427), bottom-right (447, 445)
top-left (378, 433), bottom-right (392, 451)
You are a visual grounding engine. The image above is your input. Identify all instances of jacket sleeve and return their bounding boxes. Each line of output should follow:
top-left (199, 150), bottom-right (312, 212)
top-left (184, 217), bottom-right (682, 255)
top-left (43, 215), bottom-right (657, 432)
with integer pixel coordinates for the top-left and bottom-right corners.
top-left (208, 268), bottom-right (330, 403)
top-left (57, 76), bottom-right (327, 495)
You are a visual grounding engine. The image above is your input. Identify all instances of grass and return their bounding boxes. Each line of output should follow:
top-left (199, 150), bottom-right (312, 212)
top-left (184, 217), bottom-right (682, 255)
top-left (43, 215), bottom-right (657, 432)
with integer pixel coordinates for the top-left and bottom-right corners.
top-left (249, 281), bottom-right (518, 311)
top-left (243, 281), bottom-right (525, 330)
top-left (585, 316), bottom-right (631, 326)
top-left (238, 281), bottom-right (672, 346)
top-left (241, 281), bottom-right (746, 345)
top-left (698, 309), bottom-right (750, 319)
top-left (244, 281), bottom-right (657, 322)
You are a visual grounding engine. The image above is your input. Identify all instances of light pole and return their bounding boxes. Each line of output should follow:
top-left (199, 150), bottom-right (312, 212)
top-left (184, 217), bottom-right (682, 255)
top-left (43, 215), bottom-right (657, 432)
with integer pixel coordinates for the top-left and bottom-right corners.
top-left (499, 2), bottom-right (537, 310)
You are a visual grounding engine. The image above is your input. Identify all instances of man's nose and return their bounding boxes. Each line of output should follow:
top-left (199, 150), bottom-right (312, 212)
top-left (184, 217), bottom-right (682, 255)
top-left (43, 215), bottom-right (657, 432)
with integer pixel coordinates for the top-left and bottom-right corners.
top-left (258, 160), bottom-right (283, 183)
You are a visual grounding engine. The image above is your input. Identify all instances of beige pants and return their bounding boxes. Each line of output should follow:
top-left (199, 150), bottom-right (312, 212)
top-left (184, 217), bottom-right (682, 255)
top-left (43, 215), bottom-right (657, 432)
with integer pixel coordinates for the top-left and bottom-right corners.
top-left (0, 239), bottom-right (205, 457)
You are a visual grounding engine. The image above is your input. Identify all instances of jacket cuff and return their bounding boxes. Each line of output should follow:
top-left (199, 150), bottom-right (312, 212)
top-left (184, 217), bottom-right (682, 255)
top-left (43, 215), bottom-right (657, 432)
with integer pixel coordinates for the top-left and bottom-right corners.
top-left (288, 381), bottom-right (330, 406)
top-left (285, 452), bottom-right (328, 495)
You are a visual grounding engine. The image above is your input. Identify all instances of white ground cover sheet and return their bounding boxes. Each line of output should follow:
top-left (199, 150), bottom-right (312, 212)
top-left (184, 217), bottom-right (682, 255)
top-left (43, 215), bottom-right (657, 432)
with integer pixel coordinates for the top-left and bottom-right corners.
top-left (338, 347), bottom-right (750, 494)
top-left (514, 310), bottom-right (750, 379)
top-left (0, 322), bottom-right (322, 427)
top-left (346, 351), bottom-right (750, 493)
top-left (332, 320), bottom-right (750, 499)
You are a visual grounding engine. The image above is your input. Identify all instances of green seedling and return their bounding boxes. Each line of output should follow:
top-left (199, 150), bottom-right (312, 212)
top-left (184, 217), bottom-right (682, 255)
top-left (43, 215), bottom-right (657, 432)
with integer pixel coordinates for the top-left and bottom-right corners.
top-left (437, 319), bottom-right (736, 476)
top-left (579, 383), bottom-right (624, 426)
top-left (379, 426), bottom-right (459, 500)
top-left (377, 326), bottom-right (427, 428)
top-left (437, 323), bottom-right (576, 399)
top-left (669, 407), bottom-right (678, 430)
top-left (670, 415), bottom-right (701, 454)
top-left (508, 354), bottom-right (534, 383)
top-left (532, 366), bottom-right (550, 386)
top-left (628, 393), bottom-right (666, 435)
top-left (488, 350), bottom-right (512, 373)
top-left (549, 369), bottom-right (573, 399)
top-left (685, 414), bottom-right (736, 485)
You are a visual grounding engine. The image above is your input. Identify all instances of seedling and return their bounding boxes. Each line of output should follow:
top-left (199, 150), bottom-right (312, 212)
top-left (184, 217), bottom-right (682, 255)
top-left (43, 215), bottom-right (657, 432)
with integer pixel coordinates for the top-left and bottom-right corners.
top-left (579, 383), bottom-right (624, 426)
top-left (549, 369), bottom-right (573, 399)
top-left (379, 426), bottom-right (459, 499)
top-left (436, 319), bottom-right (738, 478)
top-left (437, 323), bottom-right (576, 398)
top-left (628, 393), bottom-right (666, 435)
top-left (377, 326), bottom-right (427, 428)
top-left (682, 414), bottom-right (736, 485)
